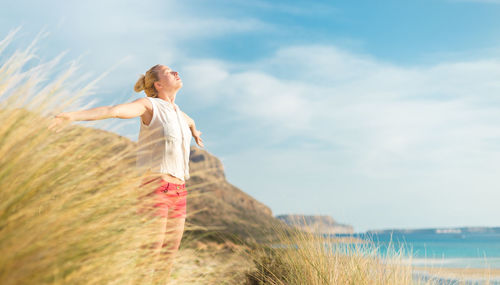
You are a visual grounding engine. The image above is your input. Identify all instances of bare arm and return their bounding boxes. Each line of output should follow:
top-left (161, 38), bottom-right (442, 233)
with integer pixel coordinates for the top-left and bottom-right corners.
top-left (180, 110), bottom-right (196, 130)
top-left (59, 98), bottom-right (149, 121)
top-left (48, 98), bottom-right (150, 132)
top-left (109, 98), bottom-right (149, 119)
top-left (61, 105), bottom-right (114, 121)
top-left (181, 110), bottom-right (204, 148)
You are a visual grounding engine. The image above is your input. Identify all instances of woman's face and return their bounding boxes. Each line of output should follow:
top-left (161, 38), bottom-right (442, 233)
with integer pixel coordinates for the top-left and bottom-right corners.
top-left (155, 65), bottom-right (182, 91)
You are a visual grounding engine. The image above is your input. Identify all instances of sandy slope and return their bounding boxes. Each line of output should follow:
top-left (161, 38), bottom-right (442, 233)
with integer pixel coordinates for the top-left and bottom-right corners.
top-left (413, 266), bottom-right (500, 282)
top-left (169, 242), bottom-right (256, 284)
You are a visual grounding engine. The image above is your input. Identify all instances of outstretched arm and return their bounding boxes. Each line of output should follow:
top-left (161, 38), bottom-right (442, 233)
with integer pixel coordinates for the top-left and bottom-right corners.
top-left (181, 111), bottom-right (195, 130)
top-left (56, 105), bottom-right (114, 122)
top-left (48, 98), bottom-right (150, 132)
top-left (181, 110), bottom-right (204, 148)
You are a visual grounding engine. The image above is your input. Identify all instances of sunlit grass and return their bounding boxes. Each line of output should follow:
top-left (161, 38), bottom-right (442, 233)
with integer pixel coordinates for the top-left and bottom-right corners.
top-left (243, 215), bottom-right (418, 285)
top-left (243, 214), bottom-right (499, 285)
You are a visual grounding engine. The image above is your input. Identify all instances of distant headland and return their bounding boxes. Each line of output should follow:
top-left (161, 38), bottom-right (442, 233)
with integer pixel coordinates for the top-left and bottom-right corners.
top-left (366, 227), bottom-right (500, 235)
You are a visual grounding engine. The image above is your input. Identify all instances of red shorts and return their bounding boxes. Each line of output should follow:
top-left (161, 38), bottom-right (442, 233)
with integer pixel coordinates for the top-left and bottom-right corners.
top-left (139, 179), bottom-right (187, 219)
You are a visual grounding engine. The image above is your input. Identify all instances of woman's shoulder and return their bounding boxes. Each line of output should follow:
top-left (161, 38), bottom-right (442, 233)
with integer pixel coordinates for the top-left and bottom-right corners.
top-left (136, 97), bottom-right (154, 112)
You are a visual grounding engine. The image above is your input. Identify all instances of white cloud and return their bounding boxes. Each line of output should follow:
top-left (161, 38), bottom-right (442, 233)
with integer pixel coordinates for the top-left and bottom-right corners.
top-left (179, 44), bottom-right (500, 192)
top-left (181, 60), bottom-right (230, 103)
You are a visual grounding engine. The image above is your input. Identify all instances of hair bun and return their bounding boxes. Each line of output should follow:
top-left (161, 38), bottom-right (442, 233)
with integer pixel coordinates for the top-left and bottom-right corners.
top-left (134, 74), bottom-right (146, 92)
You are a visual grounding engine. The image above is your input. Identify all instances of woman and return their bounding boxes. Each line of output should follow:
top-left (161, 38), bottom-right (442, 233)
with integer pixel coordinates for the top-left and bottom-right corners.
top-left (49, 64), bottom-right (203, 282)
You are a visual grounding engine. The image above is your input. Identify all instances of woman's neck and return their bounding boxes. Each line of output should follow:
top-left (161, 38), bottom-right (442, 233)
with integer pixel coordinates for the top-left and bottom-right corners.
top-left (157, 90), bottom-right (177, 105)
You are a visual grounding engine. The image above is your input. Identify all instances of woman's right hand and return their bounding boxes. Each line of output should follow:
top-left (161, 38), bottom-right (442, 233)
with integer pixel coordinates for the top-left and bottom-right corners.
top-left (48, 113), bottom-right (73, 133)
top-left (192, 129), bottom-right (204, 148)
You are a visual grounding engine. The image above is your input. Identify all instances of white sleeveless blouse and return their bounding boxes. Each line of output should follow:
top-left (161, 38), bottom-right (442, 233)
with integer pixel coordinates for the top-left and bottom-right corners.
top-left (136, 97), bottom-right (192, 182)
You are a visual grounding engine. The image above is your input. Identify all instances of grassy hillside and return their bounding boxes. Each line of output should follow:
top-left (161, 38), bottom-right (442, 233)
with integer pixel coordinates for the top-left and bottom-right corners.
top-left (185, 146), bottom-right (293, 246)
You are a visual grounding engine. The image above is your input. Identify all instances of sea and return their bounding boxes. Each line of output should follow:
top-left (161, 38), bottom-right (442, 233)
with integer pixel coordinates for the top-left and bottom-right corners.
top-left (333, 231), bottom-right (500, 268)
top-left (332, 230), bottom-right (500, 284)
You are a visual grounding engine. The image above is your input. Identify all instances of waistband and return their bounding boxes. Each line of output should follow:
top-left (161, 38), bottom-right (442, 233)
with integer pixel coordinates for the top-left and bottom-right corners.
top-left (159, 179), bottom-right (186, 191)
top-left (140, 176), bottom-right (186, 188)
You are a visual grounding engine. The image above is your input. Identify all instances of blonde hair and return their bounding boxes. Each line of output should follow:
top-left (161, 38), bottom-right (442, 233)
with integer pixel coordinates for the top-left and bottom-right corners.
top-left (134, 64), bottom-right (162, 98)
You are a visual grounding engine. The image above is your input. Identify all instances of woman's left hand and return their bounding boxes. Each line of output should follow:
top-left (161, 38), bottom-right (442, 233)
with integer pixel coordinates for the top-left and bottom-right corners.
top-left (48, 113), bottom-right (73, 133)
top-left (192, 129), bottom-right (204, 148)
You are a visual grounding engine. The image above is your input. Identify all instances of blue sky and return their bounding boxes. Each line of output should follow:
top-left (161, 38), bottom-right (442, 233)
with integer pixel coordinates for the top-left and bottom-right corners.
top-left (2, 0), bottom-right (500, 232)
